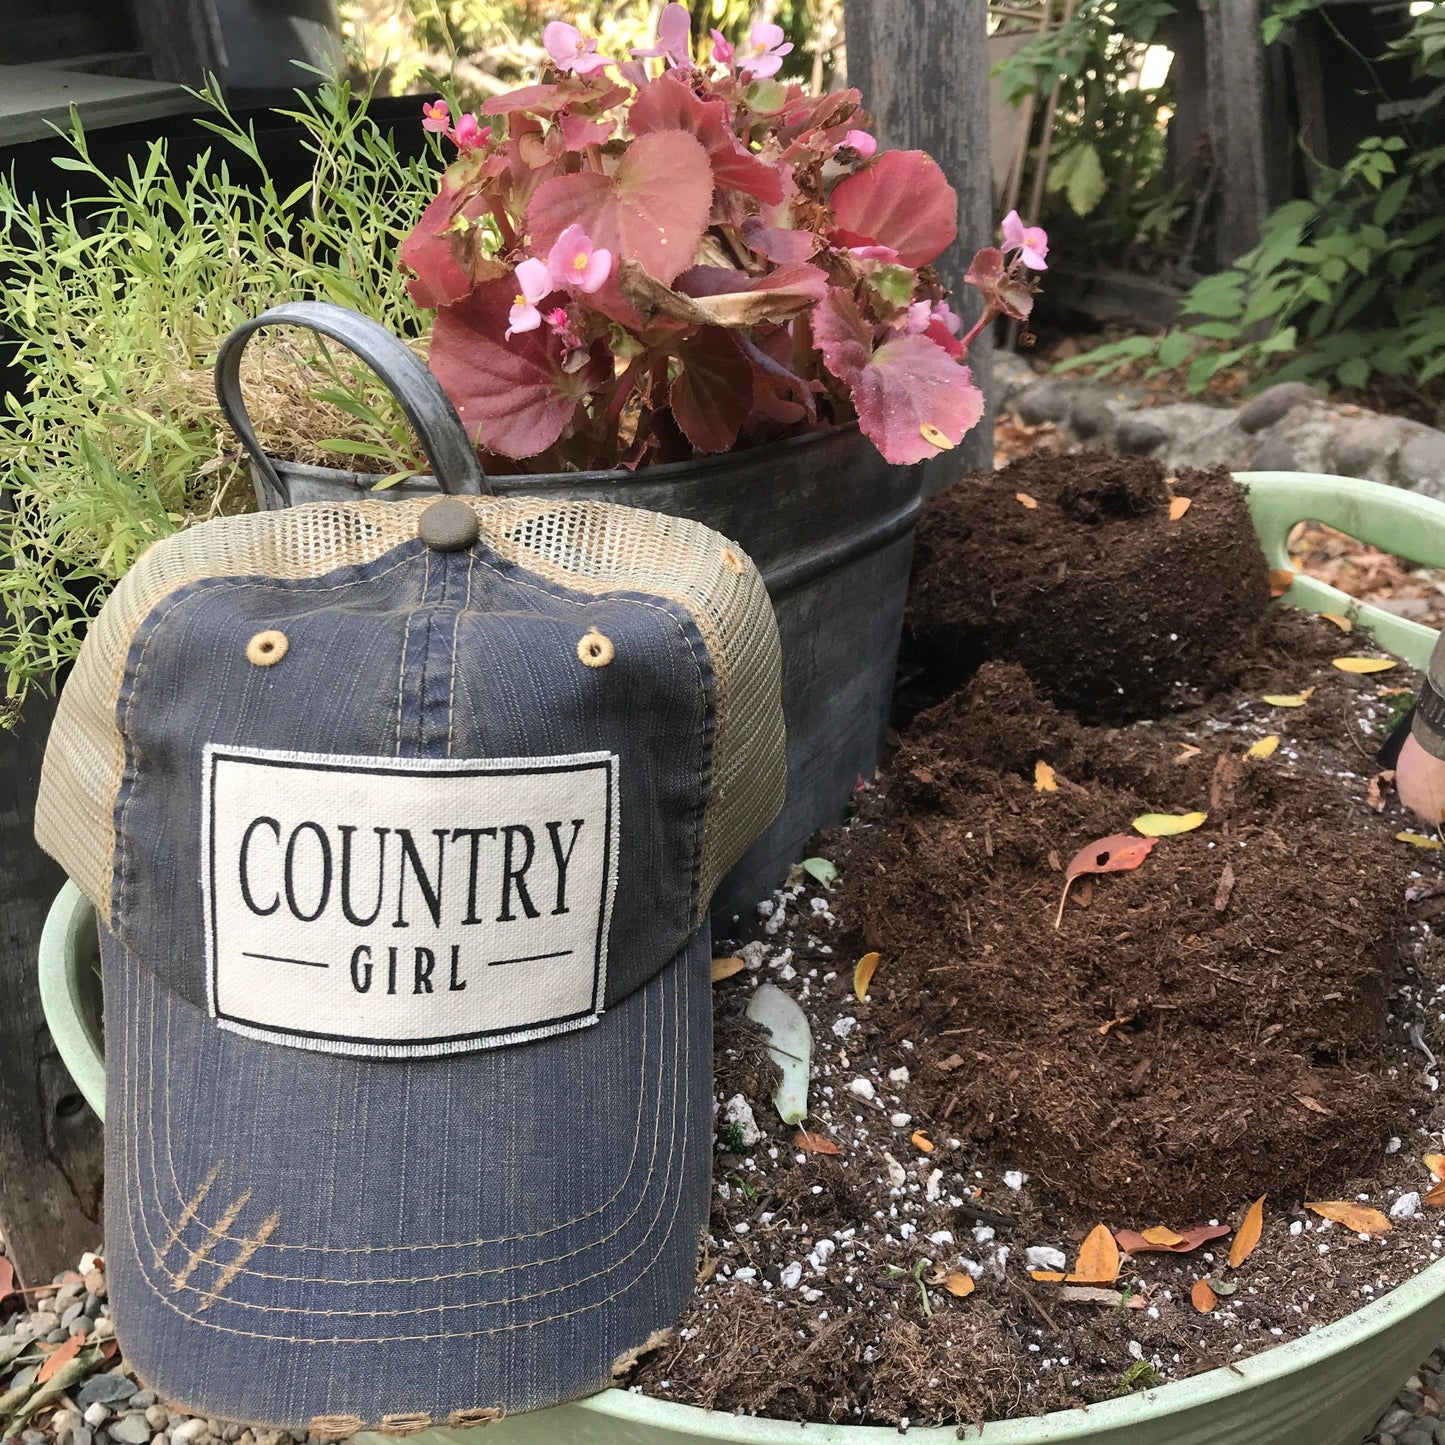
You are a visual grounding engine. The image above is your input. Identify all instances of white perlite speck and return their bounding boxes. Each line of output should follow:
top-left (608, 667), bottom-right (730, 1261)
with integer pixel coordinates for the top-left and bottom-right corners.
top-left (1026, 1246), bottom-right (1067, 1272)
top-left (891, 1112), bottom-right (912, 1128)
top-left (780, 1262), bottom-right (804, 1289)
top-left (1391, 1192), bottom-right (1422, 1220)
top-left (832, 1016), bottom-right (858, 1039)
top-left (847, 1077), bottom-right (876, 1101)
top-left (722, 1094), bottom-right (762, 1148)
top-left (884, 1153), bottom-right (908, 1188)
top-left (888, 1066), bottom-right (911, 1084)
top-left (925, 1169), bottom-right (944, 1202)
top-left (1003, 1170), bottom-right (1028, 1191)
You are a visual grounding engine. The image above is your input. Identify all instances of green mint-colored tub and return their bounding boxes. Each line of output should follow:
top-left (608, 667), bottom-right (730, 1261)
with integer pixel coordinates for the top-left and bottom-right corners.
top-left (38, 472), bottom-right (1445, 1445)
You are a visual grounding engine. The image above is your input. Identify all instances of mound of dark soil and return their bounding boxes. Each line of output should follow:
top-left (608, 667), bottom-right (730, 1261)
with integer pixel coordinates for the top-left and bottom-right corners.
top-left (906, 455), bottom-right (1271, 724)
top-left (842, 654), bottom-right (1409, 1220)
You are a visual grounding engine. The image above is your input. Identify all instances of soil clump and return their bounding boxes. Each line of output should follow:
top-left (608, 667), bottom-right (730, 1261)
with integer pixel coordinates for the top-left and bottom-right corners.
top-left (906, 455), bottom-right (1271, 723)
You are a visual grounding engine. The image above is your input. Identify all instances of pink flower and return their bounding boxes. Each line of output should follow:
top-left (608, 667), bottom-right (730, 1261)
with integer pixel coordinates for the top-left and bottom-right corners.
top-left (506, 257), bottom-right (552, 339)
top-left (710, 28), bottom-right (734, 64)
top-left (546, 224), bottom-right (612, 294)
top-left (847, 243), bottom-right (900, 263)
top-left (1001, 209), bottom-right (1048, 270)
top-left (422, 99), bottom-right (451, 134)
top-left (543, 20), bottom-right (612, 76)
top-left (844, 129), bottom-right (877, 159)
top-left (543, 306), bottom-right (570, 330)
top-left (452, 113), bottom-right (490, 150)
top-left (631, 3), bottom-right (692, 68)
top-left (738, 21), bottom-right (793, 79)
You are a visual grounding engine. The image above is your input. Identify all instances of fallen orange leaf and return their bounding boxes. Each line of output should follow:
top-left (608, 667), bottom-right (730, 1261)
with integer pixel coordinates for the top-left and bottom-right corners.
top-left (1269, 568), bottom-right (1297, 598)
top-left (940, 1272), bottom-right (976, 1298)
top-left (1169, 495), bottom-right (1192, 521)
top-left (1320, 612), bottom-right (1354, 633)
top-left (1141, 1225), bottom-right (1184, 1247)
top-left (911, 1129), bottom-right (935, 1154)
top-left (1425, 1154), bottom-right (1445, 1180)
top-left (1263, 688), bottom-right (1315, 707)
top-left (1116, 1223), bottom-right (1230, 1255)
top-left (1230, 1196), bottom-right (1266, 1268)
top-left (36, 1333), bottom-right (84, 1384)
top-left (1426, 1180), bottom-right (1445, 1207)
top-left (1191, 1278), bottom-right (1218, 1314)
top-left (1246, 734), bottom-right (1280, 760)
top-left (853, 951), bottom-right (880, 1001)
top-left (1175, 743), bottom-right (1202, 764)
top-left (1035, 760), bottom-right (1058, 793)
top-left (1306, 1200), bottom-right (1391, 1236)
top-left (1029, 1270), bottom-right (1067, 1282)
top-left (1333, 656), bottom-right (1397, 674)
top-left (1016, 491), bottom-right (1039, 509)
top-left (711, 956), bottom-right (745, 983)
top-left (795, 1129), bottom-right (841, 1156)
top-left (1057, 835), bottom-right (1156, 928)
top-left (1068, 1223), bottom-right (1121, 1284)
top-left (1098, 1014), bottom-right (1135, 1036)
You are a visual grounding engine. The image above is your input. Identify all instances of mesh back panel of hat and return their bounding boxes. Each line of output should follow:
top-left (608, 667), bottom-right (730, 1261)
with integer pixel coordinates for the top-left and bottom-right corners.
top-left (36, 496), bottom-right (784, 921)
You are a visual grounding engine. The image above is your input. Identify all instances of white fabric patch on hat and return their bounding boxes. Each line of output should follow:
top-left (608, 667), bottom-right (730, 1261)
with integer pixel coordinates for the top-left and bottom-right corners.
top-left (202, 745), bottom-right (618, 1057)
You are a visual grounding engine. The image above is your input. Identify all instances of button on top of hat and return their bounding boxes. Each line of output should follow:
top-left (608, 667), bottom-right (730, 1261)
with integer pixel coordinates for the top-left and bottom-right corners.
top-left (418, 498), bottom-right (479, 551)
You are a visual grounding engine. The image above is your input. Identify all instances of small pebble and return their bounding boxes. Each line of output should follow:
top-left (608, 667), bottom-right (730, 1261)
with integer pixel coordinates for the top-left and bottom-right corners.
top-left (1400, 1429), bottom-right (1436, 1445)
top-left (130, 1392), bottom-right (156, 1410)
top-left (108, 1412), bottom-right (154, 1445)
top-left (78, 1373), bottom-right (138, 1408)
top-left (61, 1428), bottom-right (94, 1445)
top-left (171, 1420), bottom-right (208, 1445)
top-left (83, 1405), bottom-right (110, 1429)
top-left (146, 1406), bottom-right (170, 1431)
top-left (1398, 1388), bottom-right (1425, 1412)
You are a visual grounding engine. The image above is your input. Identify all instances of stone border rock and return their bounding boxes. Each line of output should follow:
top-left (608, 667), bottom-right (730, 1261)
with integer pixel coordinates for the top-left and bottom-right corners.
top-left (991, 352), bottom-right (1445, 498)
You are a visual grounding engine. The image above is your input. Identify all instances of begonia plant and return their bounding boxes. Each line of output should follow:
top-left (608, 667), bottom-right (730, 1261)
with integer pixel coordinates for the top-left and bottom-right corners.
top-left (402, 5), bottom-right (1046, 472)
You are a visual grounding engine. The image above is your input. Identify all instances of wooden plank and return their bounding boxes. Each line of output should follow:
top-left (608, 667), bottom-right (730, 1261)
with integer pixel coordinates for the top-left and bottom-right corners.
top-left (0, 687), bottom-right (104, 1287)
top-left (1203, 0), bottom-right (1271, 261)
top-left (125, 0), bottom-right (225, 87)
top-left (0, 66), bottom-right (193, 146)
top-left (843, 0), bottom-right (995, 485)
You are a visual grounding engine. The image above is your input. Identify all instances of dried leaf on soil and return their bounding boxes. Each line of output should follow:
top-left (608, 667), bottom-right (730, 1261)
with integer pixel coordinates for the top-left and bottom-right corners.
top-left (1426, 1180), bottom-right (1445, 1207)
top-left (1115, 1223), bottom-right (1230, 1255)
top-left (1425, 1154), bottom-right (1445, 1180)
top-left (1366, 771), bottom-right (1395, 812)
top-left (910, 1129), bottom-right (935, 1153)
top-left (1191, 1278), bottom-right (1219, 1314)
top-left (1321, 612), bottom-right (1354, 632)
top-left (1269, 568), bottom-right (1297, 598)
top-left (939, 1272), bottom-right (975, 1298)
top-left (1295, 1094), bottom-right (1333, 1116)
top-left (794, 1128), bottom-right (841, 1155)
top-left (1230, 1196), bottom-right (1266, 1267)
top-left (1246, 735), bottom-right (1280, 759)
top-left (1016, 491), bottom-right (1039, 509)
top-left (1068, 1224), bottom-right (1121, 1284)
top-left (35, 1334), bottom-right (84, 1384)
top-left (1132, 811), bottom-right (1207, 837)
top-left (1262, 688), bottom-right (1315, 707)
top-left (1332, 656), bottom-right (1396, 674)
top-left (1060, 1286), bottom-right (1126, 1305)
top-left (1306, 1201), bottom-right (1392, 1236)
top-left (1141, 1225), bottom-right (1184, 1247)
top-left (854, 951), bottom-right (881, 1000)
top-left (1214, 863), bottom-right (1236, 912)
top-left (1398, 832), bottom-right (1444, 850)
top-left (711, 956), bottom-right (745, 983)
top-left (1057, 835), bottom-right (1156, 927)
top-left (1169, 495), bottom-right (1192, 521)
top-left (1035, 760), bottom-right (1058, 792)
top-left (1175, 743), bottom-right (1202, 764)
top-left (1098, 1014), bottom-right (1135, 1035)
top-left (1030, 1270), bottom-right (1067, 1282)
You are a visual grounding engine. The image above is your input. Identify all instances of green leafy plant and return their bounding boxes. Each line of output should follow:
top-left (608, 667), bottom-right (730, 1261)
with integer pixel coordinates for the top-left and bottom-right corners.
top-left (1060, 3), bottom-right (1445, 396)
top-left (1112, 1358), bottom-right (1164, 1395)
top-left (0, 74), bottom-right (436, 715)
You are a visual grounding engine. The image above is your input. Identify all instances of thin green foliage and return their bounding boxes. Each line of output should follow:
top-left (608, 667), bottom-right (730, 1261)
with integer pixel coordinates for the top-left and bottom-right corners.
top-left (0, 72), bottom-right (438, 715)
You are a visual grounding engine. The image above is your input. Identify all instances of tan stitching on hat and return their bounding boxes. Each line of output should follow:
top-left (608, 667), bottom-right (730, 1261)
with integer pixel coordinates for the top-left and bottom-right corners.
top-left (719, 545), bottom-right (745, 575)
top-left (245, 630), bottom-right (288, 667)
top-left (169, 1188), bottom-right (252, 1291)
top-left (379, 1413), bottom-right (433, 1435)
top-left (447, 1408), bottom-right (505, 1428)
top-left (153, 1160), bottom-right (222, 1268)
top-left (197, 1209), bottom-right (281, 1312)
top-left (309, 1416), bottom-right (364, 1439)
top-left (576, 628), bottom-right (614, 668)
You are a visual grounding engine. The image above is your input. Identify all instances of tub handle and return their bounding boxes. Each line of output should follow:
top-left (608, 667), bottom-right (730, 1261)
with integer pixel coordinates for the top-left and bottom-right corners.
top-left (214, 300), bottom-right (488, 506)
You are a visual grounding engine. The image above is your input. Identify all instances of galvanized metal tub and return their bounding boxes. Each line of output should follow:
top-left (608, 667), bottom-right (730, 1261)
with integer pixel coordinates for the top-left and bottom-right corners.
top-left (41, 471), bottom-right (1445, 1443)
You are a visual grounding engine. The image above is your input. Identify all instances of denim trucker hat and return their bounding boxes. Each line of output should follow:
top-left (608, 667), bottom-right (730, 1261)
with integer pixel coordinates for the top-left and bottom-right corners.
top-left (35, 492), bottom-right (784, 1431)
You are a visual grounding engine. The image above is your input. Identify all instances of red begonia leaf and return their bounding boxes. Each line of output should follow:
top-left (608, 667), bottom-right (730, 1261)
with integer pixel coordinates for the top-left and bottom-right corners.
top-left (629, 73), bottom-right (784, 204)
top-left (741, 216), bottom-right (820, 263)
top-left (527, 130), bottom-right (713, 285)
top-left (963, 246), bottom-right (1033, 322)
top-left (829, 150), bottom-right (958, 268)
top-left (400, 157), bottom-right (507, 309)
top-left (429, 278), bottom-right (607, 459)
top-left (670, 329), bottom-right (754, 454)
top-left (812, 287), bottom-right (984, 466)
top-left (560, 112), bottom-right (615, 150)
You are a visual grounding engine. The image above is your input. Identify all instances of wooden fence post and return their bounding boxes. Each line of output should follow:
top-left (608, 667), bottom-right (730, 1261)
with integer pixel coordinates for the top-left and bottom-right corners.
top-left (1203, 0), bottom-right (1272, 261)
top-left (843, 0), bottom-right (995, 487)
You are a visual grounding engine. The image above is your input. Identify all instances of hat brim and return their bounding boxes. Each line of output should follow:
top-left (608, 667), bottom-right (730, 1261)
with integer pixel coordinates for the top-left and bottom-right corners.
top-left (102, 921), bottom-right (710, 1431)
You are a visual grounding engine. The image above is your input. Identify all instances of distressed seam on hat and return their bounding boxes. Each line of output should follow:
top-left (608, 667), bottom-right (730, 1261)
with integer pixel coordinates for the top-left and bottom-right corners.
top-left (115, 934), bottom-right (699, 1338)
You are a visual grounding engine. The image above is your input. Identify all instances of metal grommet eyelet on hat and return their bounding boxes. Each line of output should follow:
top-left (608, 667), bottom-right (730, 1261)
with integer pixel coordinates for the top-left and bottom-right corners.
top-left (719, 545), bottom-right (745, 575)
top-left (577, 628), bottom-right (614, 668)
top-left (418, 497), bottom-right (480, 552)
top-left (246, 629), bottom-right (288, 666)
